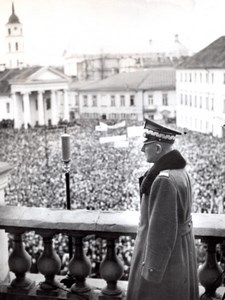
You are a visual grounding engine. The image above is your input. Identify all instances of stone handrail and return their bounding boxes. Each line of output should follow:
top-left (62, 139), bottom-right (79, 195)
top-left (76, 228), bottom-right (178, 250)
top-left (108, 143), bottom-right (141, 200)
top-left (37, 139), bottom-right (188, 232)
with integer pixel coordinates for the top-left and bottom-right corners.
top-left (0, 206), bottom-right (224, 299)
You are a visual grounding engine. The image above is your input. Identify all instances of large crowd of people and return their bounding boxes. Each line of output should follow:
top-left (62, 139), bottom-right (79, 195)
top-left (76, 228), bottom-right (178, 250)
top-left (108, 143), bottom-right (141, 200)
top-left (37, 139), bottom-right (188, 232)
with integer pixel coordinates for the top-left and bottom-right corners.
top-left (1, 119), bottom-right (225, 279)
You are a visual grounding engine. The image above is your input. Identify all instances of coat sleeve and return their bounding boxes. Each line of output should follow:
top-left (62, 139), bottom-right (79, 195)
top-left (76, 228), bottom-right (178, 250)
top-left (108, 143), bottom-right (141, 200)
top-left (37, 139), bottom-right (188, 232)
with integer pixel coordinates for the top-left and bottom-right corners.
top-left (141, 175), bottom-right (178, 283)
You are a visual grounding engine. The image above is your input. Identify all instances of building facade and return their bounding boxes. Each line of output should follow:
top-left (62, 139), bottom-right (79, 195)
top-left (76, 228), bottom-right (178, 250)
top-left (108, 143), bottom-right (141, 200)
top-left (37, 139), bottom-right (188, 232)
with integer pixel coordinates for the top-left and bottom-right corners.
top-left (0, 67), bottom-right (71, 128)
top-left (176, 36), bottom-right (225, 138)
top-left (71, 68), bottom-right (176, 122)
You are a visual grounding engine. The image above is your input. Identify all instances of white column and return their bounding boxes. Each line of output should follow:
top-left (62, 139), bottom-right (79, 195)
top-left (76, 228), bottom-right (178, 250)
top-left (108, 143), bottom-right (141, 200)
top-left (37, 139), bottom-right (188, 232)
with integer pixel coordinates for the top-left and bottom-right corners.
top-left (63, 89), bottom-right (69, 121)
top-left (51, 90), bottom-right (58, 126)
top-left (0, 162), bottom-right (12, 283)
top-left (38, 91), bottom-right (45, 126)
top-left (12, 92), bottom-right (19, 128)
top-left (22, 92), bottom-right (31, 128)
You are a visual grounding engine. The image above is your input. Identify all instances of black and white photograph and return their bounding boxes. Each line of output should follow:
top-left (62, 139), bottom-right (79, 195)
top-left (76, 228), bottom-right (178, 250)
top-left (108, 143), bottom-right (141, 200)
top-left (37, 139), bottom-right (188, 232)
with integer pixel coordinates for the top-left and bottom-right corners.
top-left (0, 0), bottom-right (225, 299)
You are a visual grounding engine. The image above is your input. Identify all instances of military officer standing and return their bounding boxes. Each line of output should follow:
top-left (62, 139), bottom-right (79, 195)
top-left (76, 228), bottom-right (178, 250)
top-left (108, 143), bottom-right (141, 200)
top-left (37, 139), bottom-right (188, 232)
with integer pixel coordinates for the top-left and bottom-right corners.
top-left (127, 118), bottom-right (199, 300)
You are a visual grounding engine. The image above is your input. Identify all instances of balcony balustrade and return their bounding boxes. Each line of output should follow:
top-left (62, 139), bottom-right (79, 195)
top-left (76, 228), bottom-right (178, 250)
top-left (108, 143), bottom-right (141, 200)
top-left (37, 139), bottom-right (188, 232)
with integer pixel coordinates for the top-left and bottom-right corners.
top-left (0, 163), bottom-right (225, 300)
top-left (0, 206), bottom-right (224, 300)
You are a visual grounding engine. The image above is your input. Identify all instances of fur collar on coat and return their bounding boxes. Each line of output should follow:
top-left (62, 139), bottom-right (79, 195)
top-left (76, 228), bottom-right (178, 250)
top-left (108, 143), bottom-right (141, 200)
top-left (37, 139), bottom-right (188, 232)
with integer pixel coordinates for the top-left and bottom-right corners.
top-left (140, 150), bottom-right (186, 196)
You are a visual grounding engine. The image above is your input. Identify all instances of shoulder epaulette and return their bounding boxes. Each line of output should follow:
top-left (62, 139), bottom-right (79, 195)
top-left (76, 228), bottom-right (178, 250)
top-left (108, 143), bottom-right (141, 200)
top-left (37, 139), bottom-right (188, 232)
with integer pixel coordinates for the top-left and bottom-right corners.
top-left (158, 170), bottom-right (169, 177)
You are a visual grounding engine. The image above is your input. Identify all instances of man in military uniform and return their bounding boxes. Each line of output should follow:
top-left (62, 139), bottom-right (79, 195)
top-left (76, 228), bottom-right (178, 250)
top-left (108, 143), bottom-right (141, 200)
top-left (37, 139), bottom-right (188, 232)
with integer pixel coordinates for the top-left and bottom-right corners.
top-left (127, 118), bottom-right (199, 300)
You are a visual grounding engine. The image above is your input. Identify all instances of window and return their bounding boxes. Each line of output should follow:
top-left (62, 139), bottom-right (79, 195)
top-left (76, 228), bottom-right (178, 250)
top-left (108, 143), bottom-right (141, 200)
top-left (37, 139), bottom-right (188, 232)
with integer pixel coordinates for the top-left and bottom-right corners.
top-left (162, 93), bottom-right (168, 105)
top-left (83, 95), bottom-right (88, 107)
top-left (200, 73), bottom-right (202, 83)
top-left (180, 73), bottom-right (182, 82)
top-left (35, 99), bottom-right (38, 110)
top-left (148, 94), bottom-right (154, 105)
top-left (224, 100), bottom-right (225, 113)
top-left (130, 95), bottom-right (135, 106)
top-left (46, 98), bottom-right (51, 110)
top-left (189, 95), bottom-right (192, 106)
top-left (195, 96), bottom-right (197, 107)
top-left (199, 96), bottom-right (202, 108)
top-left (189, 73), bottom-right (192, 82)
top-left (8, 28), bottom-right (11, 35)
top-left (185, 95), bottom-right (187, 105)
top-left (211, 73), bottom-right (214, 84)
top-left (8, 43), bottom-right (11, 52)
top-left (120, 95), bottom-right (125, 106)
top-left (15, 42), bottom-right (18, 51)
top-left (211, 98), bottom-right (214, 110)
top-left (206, 97), bottom-right (209, 110)
top-left (206, 73), bottom-right (209, 83)
top-left (194, 73), bottom-right (197, 82)
top-left (14, 27), bottom-right (17, 31)
top-left (180, 94), bottom-right (183, 105)
top-left (111, 95), bottom-right (115, 106)
top-left (6, 103), bottom-right (10, 113)
top-left (223, 74), bottom-right (225, 84)
top-left (92, 95), bottom-right (97, 107)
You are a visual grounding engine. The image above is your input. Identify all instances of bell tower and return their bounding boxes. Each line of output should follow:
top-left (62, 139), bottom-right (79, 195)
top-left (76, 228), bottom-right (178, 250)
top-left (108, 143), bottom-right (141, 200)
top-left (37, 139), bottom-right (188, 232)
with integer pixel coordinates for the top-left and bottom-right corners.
top-left (5, 2), bottom-right (24, 69)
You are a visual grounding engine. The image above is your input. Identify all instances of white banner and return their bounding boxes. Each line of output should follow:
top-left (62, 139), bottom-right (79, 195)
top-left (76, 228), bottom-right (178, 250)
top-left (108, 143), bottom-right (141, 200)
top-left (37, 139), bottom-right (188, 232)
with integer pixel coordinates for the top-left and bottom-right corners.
top-left (99, 134), bottom-right (127, 144)
top-left (127, 126), bottom-right (143, 138)
top-left (108, 120), bottom-right (126, 129)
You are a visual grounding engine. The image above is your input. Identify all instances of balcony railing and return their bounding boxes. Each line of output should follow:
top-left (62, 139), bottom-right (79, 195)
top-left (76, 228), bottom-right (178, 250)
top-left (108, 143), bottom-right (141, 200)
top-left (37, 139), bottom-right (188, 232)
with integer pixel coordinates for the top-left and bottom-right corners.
top-left (0, 162), bottom-right (224, 300)
top-left (0, 206), bottom-right (224, 300)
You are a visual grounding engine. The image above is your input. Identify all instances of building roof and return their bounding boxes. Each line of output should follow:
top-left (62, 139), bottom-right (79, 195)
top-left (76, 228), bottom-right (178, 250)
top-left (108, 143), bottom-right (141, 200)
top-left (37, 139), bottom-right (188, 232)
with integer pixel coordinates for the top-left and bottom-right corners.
top-left (7, 3), bottom-right (20, 24)
top-left (0, 66), bottom-right (68, 94)
top-left (177, 36), bottom-right (225, 69)
top-left (76, 67), bottom-right (175, 92)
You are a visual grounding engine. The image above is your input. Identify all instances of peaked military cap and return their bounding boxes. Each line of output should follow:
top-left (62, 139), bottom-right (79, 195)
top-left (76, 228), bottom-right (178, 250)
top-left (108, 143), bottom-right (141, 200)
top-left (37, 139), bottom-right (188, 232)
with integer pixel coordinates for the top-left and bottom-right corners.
top-left (143, 118), bottom-right (182, 144)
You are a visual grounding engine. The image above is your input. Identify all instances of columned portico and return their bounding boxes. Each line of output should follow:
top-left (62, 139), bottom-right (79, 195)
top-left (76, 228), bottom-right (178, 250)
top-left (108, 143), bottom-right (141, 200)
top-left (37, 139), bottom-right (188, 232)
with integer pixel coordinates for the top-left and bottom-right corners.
top-left (51, 90), bottom-right (58, 126)
top-left (37, 91), bottom-right (45, 126)
top-left (63, 89), bottom-right (69, 121)
top-left (11, 92), bottom-right (19, 128)
top-left (22, 92), bottom-right (31, 128)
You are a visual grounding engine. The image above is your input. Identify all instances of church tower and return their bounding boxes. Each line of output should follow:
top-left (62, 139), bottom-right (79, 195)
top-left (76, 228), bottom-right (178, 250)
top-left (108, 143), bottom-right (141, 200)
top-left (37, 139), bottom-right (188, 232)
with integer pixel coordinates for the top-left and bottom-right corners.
top-left (5, 2), bottom-right (24, 69)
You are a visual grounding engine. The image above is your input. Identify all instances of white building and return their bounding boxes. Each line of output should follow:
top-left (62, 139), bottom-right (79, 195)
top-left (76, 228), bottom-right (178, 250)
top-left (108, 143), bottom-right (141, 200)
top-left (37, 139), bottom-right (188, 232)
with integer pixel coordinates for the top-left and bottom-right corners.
top-left (176, 36), bottom-right (225, 138)
top-left (5, 3), bottom-right (25, 69)
top-left (71, 67), bottom-right (176, 122)
top-left (0, 66), bottom-right (71, 128)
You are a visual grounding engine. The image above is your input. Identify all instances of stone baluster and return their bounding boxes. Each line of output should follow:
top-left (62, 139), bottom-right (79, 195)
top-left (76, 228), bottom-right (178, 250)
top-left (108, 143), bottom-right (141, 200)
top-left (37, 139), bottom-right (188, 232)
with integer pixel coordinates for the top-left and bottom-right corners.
top-left (99, 237), bottom-right (124, 300)
top-left (8, 231), bottom-right (34, 292)
top-left (198, 238), bottom-right (224, 300)
top-left (68, 236), bottom-right (92, 297)
top-left (36, 233), bottom-right (61, 296)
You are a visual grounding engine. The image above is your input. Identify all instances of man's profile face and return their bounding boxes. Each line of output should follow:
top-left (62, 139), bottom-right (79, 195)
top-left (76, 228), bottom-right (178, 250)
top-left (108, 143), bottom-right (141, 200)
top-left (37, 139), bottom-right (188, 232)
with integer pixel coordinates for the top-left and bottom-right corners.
top-left (141, 141), bottom-right (158, 163)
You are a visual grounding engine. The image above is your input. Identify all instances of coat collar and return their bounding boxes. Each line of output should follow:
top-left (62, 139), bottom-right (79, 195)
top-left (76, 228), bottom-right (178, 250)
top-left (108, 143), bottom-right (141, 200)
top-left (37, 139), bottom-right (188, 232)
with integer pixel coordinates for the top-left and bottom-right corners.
top-left (140, 150), bottom-right (186, 195)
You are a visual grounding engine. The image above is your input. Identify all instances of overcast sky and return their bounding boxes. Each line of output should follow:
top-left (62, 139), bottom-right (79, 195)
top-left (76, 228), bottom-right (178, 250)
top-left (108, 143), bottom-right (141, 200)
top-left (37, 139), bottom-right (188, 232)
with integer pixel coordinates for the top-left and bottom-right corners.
top-left (0, 0), bottom-right (224, 65)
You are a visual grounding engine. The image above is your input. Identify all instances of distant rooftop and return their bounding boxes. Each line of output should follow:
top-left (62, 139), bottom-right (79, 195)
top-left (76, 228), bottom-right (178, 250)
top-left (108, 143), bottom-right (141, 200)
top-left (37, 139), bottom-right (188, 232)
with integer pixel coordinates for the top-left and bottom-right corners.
top-left (76, 67), bottom-right (175, 92)
top-left (177, 36), bottom-right (225, 69)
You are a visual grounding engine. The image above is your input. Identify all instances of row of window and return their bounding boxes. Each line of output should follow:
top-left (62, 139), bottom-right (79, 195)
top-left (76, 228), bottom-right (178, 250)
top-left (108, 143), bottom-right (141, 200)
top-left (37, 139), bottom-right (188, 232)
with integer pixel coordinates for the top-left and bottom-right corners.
top-left (81, 113), bottom-right (138, 120)
top-left (180, 94), bottom-right (215, 110)
top-left (82, 94), bottom-right (169, 107)
top-left (178, 115), bottom-right (214, 132)
top-left (148, 94), bottom-right (168, 106)
top-left (179, 71), bottom-right (225, 85)
top-left (8, 27), bottom-right (22, 35)
top-left (8, 42), bottom-right (19, 52)
top-left (82, 95), bottom-right (135, 107)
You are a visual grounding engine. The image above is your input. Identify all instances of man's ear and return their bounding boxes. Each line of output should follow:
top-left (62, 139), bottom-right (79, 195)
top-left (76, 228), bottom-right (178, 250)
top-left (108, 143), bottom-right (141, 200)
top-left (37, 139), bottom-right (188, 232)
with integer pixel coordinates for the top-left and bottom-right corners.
top-left (156, 143), bottom-right (162, 154)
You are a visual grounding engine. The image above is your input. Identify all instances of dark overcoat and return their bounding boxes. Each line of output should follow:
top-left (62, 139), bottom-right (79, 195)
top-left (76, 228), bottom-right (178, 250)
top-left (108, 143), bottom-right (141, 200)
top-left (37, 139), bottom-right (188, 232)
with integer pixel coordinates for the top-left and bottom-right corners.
top-left (126, 150), bottom-right (199, 300)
